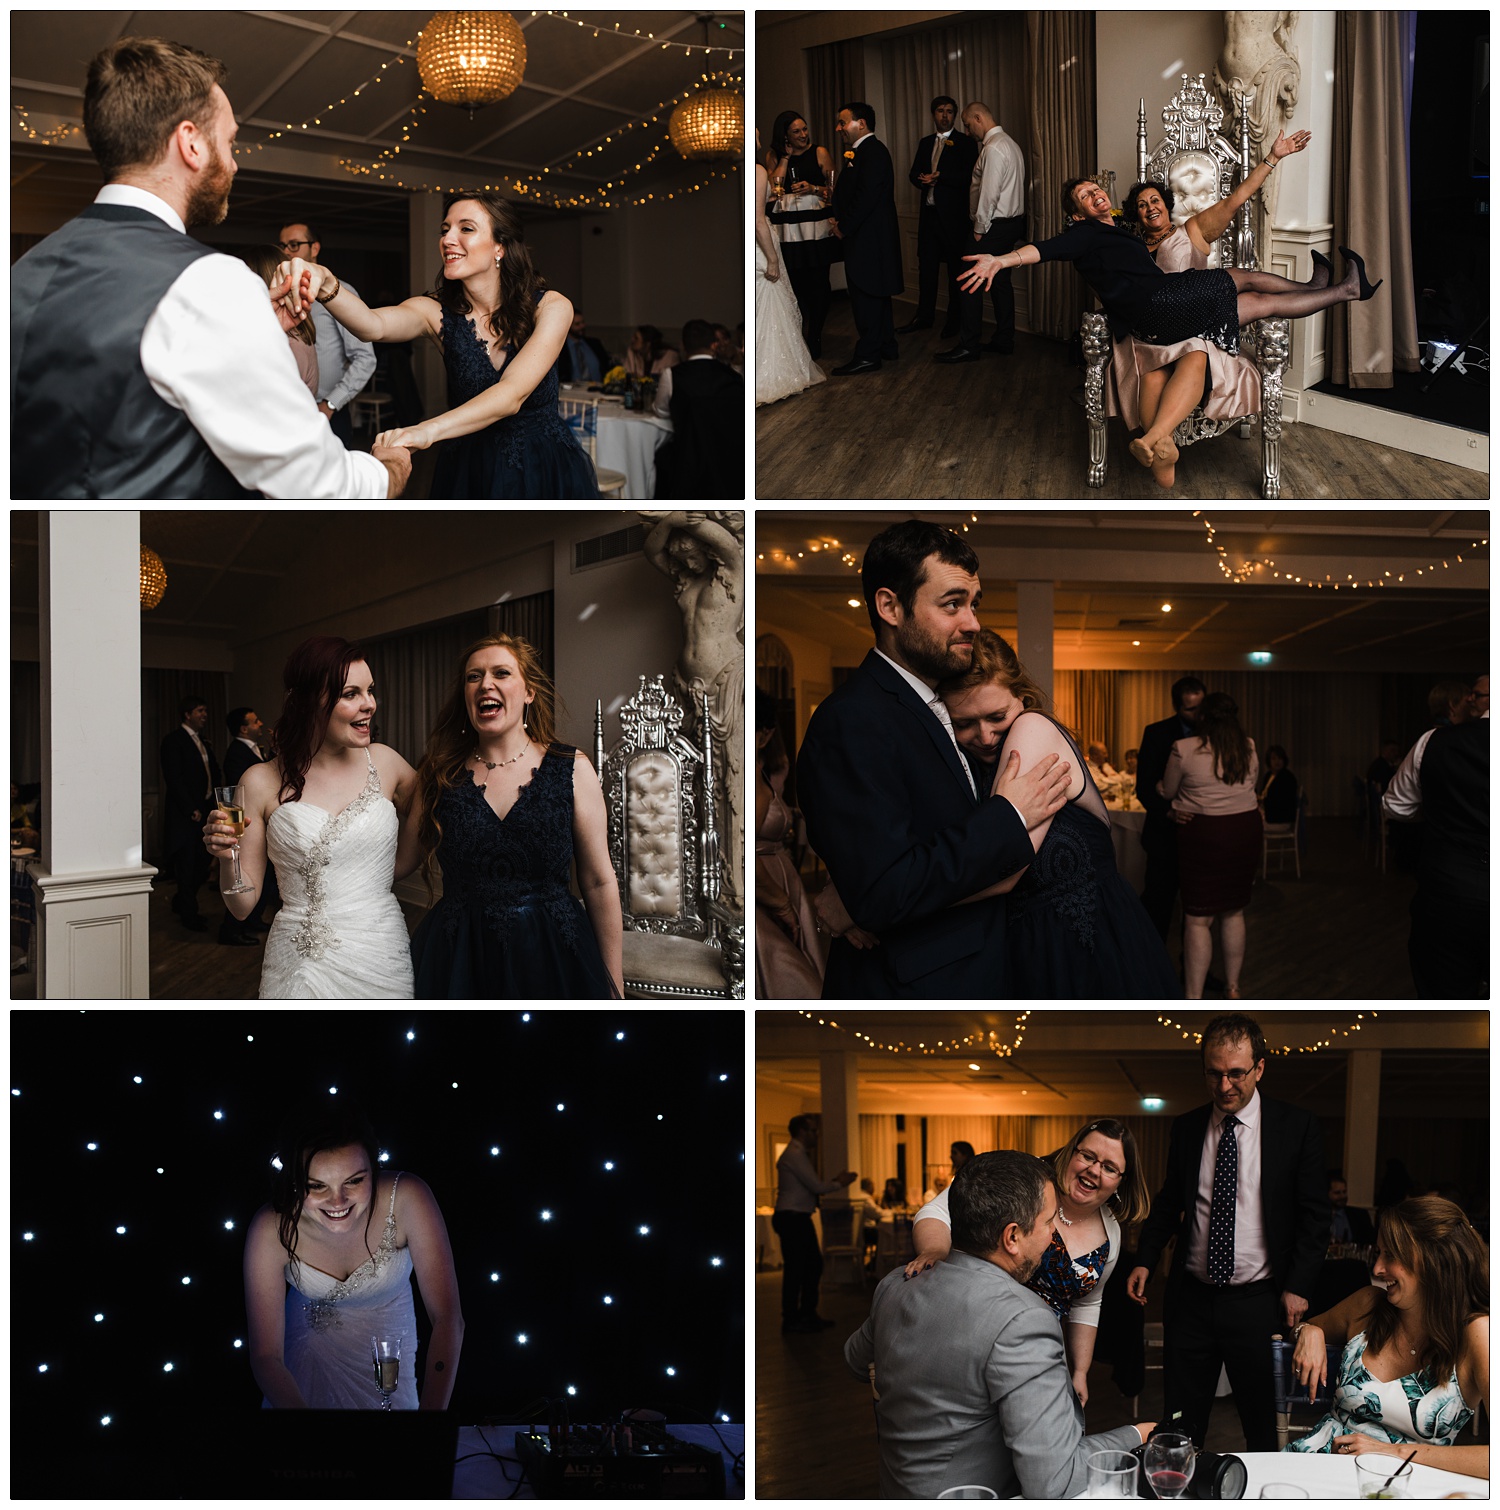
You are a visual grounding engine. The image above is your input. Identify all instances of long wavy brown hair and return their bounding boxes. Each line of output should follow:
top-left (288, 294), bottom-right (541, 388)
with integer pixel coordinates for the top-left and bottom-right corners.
top-left (416, 635), bottom-right (559, 890)
top-left (938, 628), bottom-right (1075, 740)
top-left (1194, 690), bottom-right (1253, 786)
top-left (272, 636), bottom-right (369, 804)
top-left (426, 192), bottom-right (545, 355)
top-left (269, 1106), bottom-right (383, 1275)
top-left (1364, 1195), bottom-right (1488, 1389)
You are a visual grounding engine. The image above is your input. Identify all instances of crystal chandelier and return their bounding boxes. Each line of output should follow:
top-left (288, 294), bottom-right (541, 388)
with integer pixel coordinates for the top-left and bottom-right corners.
top-left (140, 546), bottom-right (167, 610)
top-left (418, 11), bottom-right (527, 114)
top-left (668, 80), bottom-right (744, 161)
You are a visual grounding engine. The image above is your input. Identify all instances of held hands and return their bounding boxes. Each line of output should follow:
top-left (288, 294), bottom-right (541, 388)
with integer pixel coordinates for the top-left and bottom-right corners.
top-left (203, 807), bottom-right (241, 857)
top-left (273, 256), bottom-right (328, 318)
top-left (1269, 128), bottom-right (1312, 163)
top-left (372, 442), bottom-right (413, 498)
top-left (1291, 1321), bottom-right (1328, 1391)
top-left (958, 253), bottom-right (1002, 293)
top-left (374, 424), bottom-right (435, 452)
top-left (992, 748), bottom-right (1071, 830)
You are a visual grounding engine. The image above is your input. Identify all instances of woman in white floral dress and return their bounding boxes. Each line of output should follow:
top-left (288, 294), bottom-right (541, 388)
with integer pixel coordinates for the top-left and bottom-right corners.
top-left (1287, 1196), bottom-right (1488, 1477)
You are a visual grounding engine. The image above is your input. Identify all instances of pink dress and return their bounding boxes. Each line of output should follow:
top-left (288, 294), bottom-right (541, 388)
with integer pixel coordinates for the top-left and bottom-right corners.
top-left (755, 765), bottom-right (826, 999)
top-left (1106, 227), bottom-right (1261, 427)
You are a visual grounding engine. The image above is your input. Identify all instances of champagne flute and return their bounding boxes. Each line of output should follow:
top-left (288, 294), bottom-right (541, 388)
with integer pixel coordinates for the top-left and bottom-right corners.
top-left (1144, 1433), bottom-right (1195, 1499)
top-left (372, 1334), bottom-right (400, 1411)
top-left (213, 784), bottom-right (253, 895)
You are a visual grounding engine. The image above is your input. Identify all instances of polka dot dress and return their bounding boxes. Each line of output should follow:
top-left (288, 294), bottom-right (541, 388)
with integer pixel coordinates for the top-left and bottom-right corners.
top-left (1134, 268), bottom-right (1241, 355)
top-left (1207, 1113), bottom-right (1238, 1286)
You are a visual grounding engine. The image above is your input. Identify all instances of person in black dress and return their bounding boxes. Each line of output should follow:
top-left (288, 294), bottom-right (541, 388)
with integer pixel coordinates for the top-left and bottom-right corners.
top-left (1258, 744), bottom-right (1299, 828)
top-left (278, 193), bottom-right (597, 498)
top-left (408, 634), bottom-right (621, 998)
top-left (959, 175), bottom-right (1383, 472)
top-left (764, 111), bottom-right (838, 358)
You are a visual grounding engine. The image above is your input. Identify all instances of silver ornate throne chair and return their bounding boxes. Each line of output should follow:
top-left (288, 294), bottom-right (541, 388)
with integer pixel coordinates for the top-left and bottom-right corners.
top-left (1082, 73), bottom-right (1291, 499)
top-left (595, 675), bottom-right (743, 1000)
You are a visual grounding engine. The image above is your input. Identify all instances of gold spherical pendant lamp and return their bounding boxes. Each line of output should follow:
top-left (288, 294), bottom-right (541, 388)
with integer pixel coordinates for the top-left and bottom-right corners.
top-left (668, 83), bottom-right (744, 161)
top-left (418, 11), bottom-right (527, 114)
top-left (140, 546), bottom-right (167, 610)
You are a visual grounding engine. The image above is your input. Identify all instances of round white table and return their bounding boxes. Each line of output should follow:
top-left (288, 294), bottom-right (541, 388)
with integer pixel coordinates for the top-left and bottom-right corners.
top-left (1236, 1449), bottom-right (1487, 1499)
top-left (559, 389), bottom-right (671, 498)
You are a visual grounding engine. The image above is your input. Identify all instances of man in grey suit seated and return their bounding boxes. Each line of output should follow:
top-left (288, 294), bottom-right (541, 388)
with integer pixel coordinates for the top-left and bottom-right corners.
top-left (845, 1149), bottom-right (1151, 1498)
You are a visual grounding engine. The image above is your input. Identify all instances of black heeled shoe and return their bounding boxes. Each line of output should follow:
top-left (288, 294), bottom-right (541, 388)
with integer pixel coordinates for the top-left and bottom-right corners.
top-left (1337, 245), bottom-right (1383, 301)
top-left (1310, 249), bottom-right (1334, 286)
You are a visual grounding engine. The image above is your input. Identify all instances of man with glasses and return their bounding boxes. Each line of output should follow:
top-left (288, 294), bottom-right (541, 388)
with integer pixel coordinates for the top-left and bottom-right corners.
top-left (277, 221), bottom-right (376, 446)
top-left (1126, 1014), bottom-right (1325, 1451)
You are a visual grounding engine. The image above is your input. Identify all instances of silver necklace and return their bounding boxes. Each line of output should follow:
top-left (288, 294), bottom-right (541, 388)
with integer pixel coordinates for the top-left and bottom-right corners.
top-left (474, 741), bottom-right (531, 771)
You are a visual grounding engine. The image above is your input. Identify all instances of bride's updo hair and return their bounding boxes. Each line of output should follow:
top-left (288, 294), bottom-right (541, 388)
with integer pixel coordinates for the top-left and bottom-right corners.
top-left (427, 191), bottom-right (546, 353)
top-left (273, 636), bottom-right (369, 804)
top-left (270, 1105), bottom-right (383, 1271)
top-left (415, 634), bottom-right (561, 894)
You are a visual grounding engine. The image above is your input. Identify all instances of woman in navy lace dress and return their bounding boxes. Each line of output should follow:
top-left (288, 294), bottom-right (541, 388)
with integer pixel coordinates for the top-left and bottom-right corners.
top-left (938, 631), bottom-right (1178, 999)
top-left (408, 635), bottom-right (621, 998)
top-left (279, 193), bottom-right (597, 498)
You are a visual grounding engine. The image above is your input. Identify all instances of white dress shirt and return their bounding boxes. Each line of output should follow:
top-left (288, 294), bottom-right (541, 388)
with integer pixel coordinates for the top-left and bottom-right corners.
top-left (309, 292), bottom-right (377, 412)
top-left (652, 352), bottom-right (717, 419)
top-left (1184, 1089), bottom-right (1270, 1286)
top-left (774, 1140), bottom-right (845, 1213)
top-left (970, 124), bottom-right (1026, 232)
top-left (97, 186), bottom-right (388, 499)
top-left (925, 129), bottom-right (953, 207)
top-left (874, 650), bottom-right (978, 799)
top-left (1381, 729), bottom-right (1435, 820)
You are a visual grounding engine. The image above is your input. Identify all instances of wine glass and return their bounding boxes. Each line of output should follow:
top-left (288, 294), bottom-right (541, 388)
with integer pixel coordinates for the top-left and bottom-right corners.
top-left (372, 1334), bottom-right (400, 1411)
top-left (1143, 1433), bottom-right (1194, 1499)
top-left (212, 784), bottom-right (253, 895)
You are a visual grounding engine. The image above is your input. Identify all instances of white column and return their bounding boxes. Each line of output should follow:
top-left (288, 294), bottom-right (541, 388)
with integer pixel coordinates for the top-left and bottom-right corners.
top-left (1343, 1049), bottom-right (1380, 1208)
top-left (1016, 580), bottom-right (1055, 704)
top-left (410, 192), bottom-right (446, 414)
top-left (818, 1048), bottom-right (860, 1207)
top-left (33, 512), bottom-right (156, 997)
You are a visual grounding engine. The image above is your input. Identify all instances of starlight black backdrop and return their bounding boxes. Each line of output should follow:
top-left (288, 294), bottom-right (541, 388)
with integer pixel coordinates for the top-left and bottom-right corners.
top-left (11, 1007), bottom-right (745, 1496)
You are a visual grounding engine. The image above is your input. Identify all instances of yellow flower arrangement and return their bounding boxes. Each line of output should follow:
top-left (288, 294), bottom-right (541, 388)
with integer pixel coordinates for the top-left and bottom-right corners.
top-left (603, 365), bottom-right (627, 385)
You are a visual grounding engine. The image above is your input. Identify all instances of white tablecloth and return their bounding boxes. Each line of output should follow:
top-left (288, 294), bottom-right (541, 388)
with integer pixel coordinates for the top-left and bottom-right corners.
top-left (755, 1207), bottom-right (821, 1268)
top-left (559, 391), bottom-right (671, 499)
top-left (452, 1422), bottom-right (743, 1498)
top-left (1236, 1449), bottom-right (1487, 1500)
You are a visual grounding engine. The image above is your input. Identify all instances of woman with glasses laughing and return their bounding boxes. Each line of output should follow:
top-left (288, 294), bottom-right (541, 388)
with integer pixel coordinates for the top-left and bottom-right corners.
top-left (904, 1119), bottom-right (1151, 1406)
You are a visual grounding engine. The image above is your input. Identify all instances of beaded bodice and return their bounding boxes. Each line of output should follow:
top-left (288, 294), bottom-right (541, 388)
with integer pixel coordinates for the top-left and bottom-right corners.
top-left (440, 305), bottom-right (577, 467)
top-left (286, 1172), bottom-right (411, 1331)
top-left (432, 744), bottom-right (586, 955)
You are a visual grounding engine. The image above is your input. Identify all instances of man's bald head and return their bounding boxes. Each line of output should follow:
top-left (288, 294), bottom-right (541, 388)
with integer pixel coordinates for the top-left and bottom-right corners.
top-left (962, 102), bottom-right (996, 139)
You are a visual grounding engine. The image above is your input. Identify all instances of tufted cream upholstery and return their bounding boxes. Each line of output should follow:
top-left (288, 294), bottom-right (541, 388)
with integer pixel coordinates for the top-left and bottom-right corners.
top-left (626, 751), bottom-right (683, 917)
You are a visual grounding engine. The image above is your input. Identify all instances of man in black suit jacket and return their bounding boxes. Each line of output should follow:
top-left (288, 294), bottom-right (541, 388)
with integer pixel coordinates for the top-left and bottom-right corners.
top-left (1134, 676), bottom-right (1207, 940)
top-left (798, 519), bottom-right (1073, 998)
top-left (656, 318), bottom-right (742, 499)
top-left (1326, 1171), bottom-right (1375, 1246)
top-left (1127, 1015), bottom-right (1326, 1451)
top-left (557, 311), bottom-right (612, 384)
top-left (160, 693), bottom-right (222, 936)
top-left (899, 96), bottom-right (979, 337)
top-left (829, 101), bottom-right (904, 375)
top-left (223, 706), bottom-right (277, 938)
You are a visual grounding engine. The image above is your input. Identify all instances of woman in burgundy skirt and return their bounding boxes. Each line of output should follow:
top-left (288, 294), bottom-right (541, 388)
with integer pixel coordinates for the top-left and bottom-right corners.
top-left (1161, 692), bottom-right (1261, 999)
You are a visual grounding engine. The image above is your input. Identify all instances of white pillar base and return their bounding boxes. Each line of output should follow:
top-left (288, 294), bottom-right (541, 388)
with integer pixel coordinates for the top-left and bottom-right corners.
top-left (32, 863), bottom-right (157, 999)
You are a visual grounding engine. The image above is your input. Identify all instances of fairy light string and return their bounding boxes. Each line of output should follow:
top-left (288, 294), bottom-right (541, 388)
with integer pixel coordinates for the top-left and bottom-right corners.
top-left (534, 11), bottom-right (742, 58)
top-left (796, 1010), bottom-right (1031, 1060)
top-left (1155, 1012), bottom-right (1378, 1054)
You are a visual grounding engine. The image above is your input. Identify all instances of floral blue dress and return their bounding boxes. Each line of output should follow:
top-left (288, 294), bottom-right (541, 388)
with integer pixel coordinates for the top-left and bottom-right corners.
top-left (430, 306), bottom-right (599, 499)
top-left (1285, 1331), bottom-right (1475, 1453)
top-left (1025, 1227), bottom-right (1109, 1320)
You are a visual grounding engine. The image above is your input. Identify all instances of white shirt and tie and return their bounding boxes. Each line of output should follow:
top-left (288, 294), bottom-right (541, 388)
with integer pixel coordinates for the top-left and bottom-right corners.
top-left (874, 650), bottom-right (980, 800)
top-left (925, 130), bottom-right (953, 207)
top-left (1185, 1088), bottom-right (1270, 1286)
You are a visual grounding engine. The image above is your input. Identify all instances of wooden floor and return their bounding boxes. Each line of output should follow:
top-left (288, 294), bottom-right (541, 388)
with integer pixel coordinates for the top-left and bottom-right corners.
top-left (754, 1268), bottom-right (1248, 1498)
top-left (755, 301), bottom-right (1489, 501)
top-left (794, 817), bottom-right (1419, 1002)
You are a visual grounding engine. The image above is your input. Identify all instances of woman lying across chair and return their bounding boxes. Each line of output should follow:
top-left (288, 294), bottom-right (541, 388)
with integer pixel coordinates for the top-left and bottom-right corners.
top-left (1286, 1195), bottom-right (1488, 1476)
top-left (959, 162), bottom-right (1381, 484)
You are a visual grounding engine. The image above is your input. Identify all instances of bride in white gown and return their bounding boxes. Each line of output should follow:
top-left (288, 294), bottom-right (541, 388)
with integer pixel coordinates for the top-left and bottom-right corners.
top-left (207, 636), bottom-right (418, 998)
top-left (245, 1110), bottom-right (463, 1409)
top-left (755, 133), bottom-right (826, 407)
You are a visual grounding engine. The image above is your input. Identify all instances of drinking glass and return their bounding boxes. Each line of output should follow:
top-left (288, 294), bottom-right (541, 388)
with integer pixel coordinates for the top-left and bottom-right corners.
top-left (936, 1488), bottom-right (997, 1500)
top-left (1259, 1488), bottom-right (1309, 1499)
top-left (1353, 1453), bottom-right (1412, 1499)
top-left (213, 784), bottom-right (253, 894)
top-left (372, 1334), bottom-right (400, 1411)
top-left (1143, 1433), bottom-right (1194, 1499)
top-left (1085, 1449), bottom-right (1137, 1498)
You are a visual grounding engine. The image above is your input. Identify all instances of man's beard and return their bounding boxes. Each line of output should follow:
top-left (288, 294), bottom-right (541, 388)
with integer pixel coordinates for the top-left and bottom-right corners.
top-left (184, 142), bottom-right (233, 228)
top-left (1012, 1252), bottom-right (1041, 1285)
top-left (895, 617), bottom-right (973, 684)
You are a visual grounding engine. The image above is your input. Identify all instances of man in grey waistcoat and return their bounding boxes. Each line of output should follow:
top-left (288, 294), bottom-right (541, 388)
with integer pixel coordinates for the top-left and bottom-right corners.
top-left (845, 1150), bottom-right (1151, 1498)
top-left (11, 35), bottom-right (410, 499)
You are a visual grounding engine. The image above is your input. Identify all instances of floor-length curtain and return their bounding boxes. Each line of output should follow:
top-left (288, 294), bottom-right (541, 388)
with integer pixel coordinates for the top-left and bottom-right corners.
top-left (1054, 670), bottom-right (1117, 759)
top-left (925, 1115), bottom-right (1000, 1188)
top-left (859, 1114), bottom-right (901, 1193)
top-left (806, 39), bottom-right (866, 168)
top-left (1023, 11), bottom-right (1097, 338)
top-left (141, 668), bottom-right (231, 863)
top-left (362, 610), bottom-right (489, 768)
top-left (1329, 11), bottom-right (1420, 387)
top-left (488, 589), bottom-right (555, 679)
